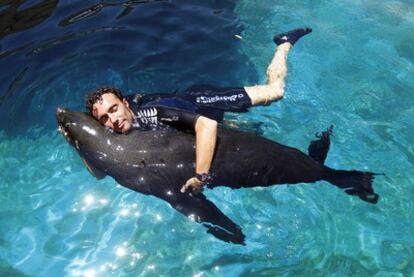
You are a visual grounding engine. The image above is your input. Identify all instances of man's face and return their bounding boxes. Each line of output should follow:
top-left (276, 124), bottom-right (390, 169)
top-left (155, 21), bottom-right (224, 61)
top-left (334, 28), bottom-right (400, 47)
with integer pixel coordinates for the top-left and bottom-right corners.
top-left (92, 93), bottom-right (134, 133)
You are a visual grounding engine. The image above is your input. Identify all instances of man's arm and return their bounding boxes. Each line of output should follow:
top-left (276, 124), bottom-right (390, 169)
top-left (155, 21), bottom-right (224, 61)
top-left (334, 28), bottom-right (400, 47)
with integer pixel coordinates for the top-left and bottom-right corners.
top-left (194, 116), bottom-right (217, 175)
top-left (181, 115), bottom-right (217, 194)
top-left (138, 106), bottom-right (217, 193)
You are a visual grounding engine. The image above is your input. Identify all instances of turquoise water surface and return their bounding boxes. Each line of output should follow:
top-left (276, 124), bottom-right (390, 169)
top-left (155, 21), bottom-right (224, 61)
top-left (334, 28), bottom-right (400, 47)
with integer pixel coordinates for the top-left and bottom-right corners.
top-left (0, 0), bottom-right (413, 276)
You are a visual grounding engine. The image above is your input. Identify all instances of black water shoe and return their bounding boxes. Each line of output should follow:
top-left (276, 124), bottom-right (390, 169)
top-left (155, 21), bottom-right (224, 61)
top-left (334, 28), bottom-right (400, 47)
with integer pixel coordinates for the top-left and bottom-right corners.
top-left (273, 27), bottom-right (312, 45)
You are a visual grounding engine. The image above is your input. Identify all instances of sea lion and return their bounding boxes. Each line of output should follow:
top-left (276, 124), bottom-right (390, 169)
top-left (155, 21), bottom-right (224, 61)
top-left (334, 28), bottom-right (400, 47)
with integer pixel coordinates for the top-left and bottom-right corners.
top-left (57, 108), bottom-right (379, 245)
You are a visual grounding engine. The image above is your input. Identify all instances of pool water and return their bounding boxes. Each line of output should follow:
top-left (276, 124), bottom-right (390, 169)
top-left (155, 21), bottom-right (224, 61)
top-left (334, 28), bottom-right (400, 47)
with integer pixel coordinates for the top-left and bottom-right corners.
top-left (1, 0), bottom-right (413, 276)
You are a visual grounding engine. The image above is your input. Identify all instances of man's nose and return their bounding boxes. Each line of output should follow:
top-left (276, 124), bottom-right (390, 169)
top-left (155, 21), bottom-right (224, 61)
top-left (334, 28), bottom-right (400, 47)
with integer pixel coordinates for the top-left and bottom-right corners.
top-left (108, 113), bottom-right (118, 124)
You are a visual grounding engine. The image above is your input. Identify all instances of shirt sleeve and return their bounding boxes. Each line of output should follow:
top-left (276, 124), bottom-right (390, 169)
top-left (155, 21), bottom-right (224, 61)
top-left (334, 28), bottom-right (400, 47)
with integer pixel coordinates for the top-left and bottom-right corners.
top-left (155, 106), bottom-right (201, 131)
top-left (134, 106), bottom-right (201, 131)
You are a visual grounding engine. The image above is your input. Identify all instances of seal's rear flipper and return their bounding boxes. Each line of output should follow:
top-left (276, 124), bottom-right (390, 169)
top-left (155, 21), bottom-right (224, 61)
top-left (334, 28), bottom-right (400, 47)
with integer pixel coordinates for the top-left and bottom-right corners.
top-left (308, 125), bottom-right (334, 165)
top-left (326, 169), bottom-right (380, 204)
top-left (162, 192), bottom-right (246, 245)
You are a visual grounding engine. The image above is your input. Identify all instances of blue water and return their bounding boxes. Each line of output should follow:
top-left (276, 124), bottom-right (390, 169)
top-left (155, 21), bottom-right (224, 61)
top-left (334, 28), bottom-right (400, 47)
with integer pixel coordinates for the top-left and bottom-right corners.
top-left (1, 0), bottom-right (413, 275)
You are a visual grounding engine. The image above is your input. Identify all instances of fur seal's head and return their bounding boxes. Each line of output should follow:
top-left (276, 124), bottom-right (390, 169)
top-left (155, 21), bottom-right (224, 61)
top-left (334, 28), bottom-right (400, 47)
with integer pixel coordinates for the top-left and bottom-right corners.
top-left (56, 107), bottom-right (109, 151)
top-left (57, 107), bottom-right (112, 179)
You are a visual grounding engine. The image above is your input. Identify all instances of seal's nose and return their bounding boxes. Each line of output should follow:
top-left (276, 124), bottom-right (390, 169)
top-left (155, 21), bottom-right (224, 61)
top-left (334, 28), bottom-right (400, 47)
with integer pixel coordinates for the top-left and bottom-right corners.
top-left (56, 107), bottom-right (68, 124)
top-left (57, 107), bottom-right (67, 115)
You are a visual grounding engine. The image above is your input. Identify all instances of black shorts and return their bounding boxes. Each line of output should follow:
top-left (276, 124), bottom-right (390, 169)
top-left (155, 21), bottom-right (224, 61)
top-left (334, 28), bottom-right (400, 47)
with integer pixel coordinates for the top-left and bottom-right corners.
top-left (127, 84), bottom-right (252, 122)
top-left (182, 84), bottom-right (252, 112)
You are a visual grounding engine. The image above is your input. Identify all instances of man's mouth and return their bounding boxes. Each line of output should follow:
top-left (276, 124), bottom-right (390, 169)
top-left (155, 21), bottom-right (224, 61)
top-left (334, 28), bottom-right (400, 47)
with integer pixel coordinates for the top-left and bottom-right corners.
top-left (118, 119), bottom-right (125, 130)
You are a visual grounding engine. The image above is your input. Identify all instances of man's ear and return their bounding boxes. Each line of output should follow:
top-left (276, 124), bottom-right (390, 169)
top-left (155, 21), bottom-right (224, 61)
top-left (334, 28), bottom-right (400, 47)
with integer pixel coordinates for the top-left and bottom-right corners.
top-left (123, 98), bottom-right (129, 107)
top-left (91, 106), bottom-right (98, 118)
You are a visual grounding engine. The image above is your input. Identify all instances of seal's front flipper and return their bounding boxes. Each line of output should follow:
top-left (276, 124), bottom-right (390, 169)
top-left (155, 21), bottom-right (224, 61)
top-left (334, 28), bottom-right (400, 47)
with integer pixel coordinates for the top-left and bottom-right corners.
top-left (81, 157), bottom-right (106, 180)
top-left (161, 192), bottom-right (245, 245)
top-left (308, 125), bottom-right (333, 165)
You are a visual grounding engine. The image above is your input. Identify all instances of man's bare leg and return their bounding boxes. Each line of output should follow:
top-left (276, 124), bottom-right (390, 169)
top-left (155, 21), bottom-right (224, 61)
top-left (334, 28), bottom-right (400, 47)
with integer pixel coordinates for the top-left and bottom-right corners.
top-left (244, 43), bottom-right (292, 105)
top-left (244, 28), bottom-right (312, 106)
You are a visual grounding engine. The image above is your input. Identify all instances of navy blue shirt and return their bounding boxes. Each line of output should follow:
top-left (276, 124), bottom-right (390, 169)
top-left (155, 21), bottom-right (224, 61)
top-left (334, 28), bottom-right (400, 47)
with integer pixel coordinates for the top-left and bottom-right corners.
top-left (130, 105), bottom-right (200, 132)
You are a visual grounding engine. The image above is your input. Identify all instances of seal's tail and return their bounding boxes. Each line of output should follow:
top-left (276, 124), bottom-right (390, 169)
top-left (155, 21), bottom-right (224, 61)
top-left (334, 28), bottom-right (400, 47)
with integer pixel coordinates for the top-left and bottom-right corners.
top-left (325, 169), bottom-right (380, 204)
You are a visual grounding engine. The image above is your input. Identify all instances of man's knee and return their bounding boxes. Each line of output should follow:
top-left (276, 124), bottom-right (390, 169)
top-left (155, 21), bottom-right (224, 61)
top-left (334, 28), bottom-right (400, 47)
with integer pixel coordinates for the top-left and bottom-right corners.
top-left (244, 84), bottom-right (284, 106)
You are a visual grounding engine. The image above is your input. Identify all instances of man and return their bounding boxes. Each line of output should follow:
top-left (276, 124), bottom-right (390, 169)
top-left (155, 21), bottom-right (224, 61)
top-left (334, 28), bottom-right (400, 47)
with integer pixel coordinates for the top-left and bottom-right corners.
top-left (82, 28), bottom-right (312, 193)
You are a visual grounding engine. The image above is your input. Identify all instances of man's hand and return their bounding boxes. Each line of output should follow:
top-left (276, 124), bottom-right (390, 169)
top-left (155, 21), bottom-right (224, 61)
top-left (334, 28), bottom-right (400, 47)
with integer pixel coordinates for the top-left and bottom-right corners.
top-left (180, 177), bottom-right (205, 194)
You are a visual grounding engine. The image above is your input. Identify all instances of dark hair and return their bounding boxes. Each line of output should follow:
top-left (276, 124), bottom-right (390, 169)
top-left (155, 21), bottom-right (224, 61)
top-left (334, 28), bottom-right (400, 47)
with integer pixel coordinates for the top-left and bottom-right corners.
top-left (85, 86), bottom-right (124, 115)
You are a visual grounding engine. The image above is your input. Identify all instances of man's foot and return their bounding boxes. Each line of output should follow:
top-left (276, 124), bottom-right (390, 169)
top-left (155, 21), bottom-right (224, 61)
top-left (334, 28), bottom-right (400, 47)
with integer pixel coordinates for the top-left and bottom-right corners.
top-left (273, 27), bottom-right (312, 46)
